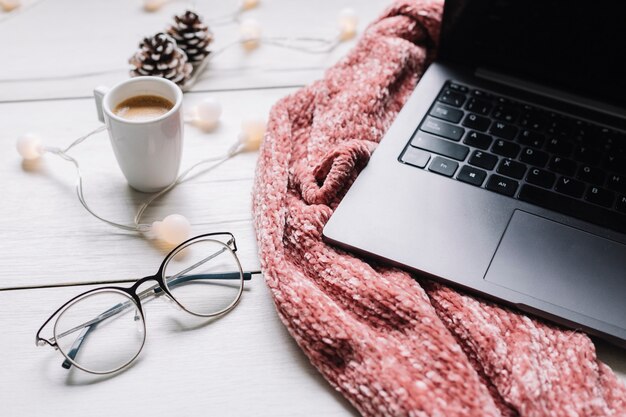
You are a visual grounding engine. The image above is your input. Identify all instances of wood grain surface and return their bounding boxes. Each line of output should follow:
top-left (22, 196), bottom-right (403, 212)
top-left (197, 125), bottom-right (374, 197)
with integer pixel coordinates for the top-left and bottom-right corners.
top-left (0, 1), bottom-right (623, 416)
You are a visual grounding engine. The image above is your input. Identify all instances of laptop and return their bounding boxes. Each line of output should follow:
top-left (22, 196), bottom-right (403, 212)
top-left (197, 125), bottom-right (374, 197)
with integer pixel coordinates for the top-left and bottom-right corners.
top-left (323, 0), bottom-right (626, 347)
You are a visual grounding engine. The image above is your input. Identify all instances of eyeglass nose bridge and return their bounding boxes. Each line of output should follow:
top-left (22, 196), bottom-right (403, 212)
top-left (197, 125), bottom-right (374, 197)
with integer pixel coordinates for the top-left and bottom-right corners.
top-left (129, 274), bottom-right (168, 302)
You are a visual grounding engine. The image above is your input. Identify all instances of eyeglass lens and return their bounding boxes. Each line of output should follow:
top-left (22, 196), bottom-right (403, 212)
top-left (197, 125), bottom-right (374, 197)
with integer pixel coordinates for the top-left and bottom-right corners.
top-left (163, 239), bottom-right (243, 316)
top-left (54, 289), bottom-right (145, 374)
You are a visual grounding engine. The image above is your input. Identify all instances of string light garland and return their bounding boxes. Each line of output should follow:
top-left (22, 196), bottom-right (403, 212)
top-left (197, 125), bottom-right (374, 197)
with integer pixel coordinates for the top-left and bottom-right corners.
top-left (130, 6), bottom-right (359, 90)
top-left (0, 6), bottom-right (359, 84)
top-left (16, 112), bottom-right (266, 246)
top-left (236, 6), bottom-right (360, 50)
top-left (143, 0), bottom-right (260, 26)
top-left (235, 8), bottom-right (359, 53)
top-left (13, 4), bottom-right (359, 246)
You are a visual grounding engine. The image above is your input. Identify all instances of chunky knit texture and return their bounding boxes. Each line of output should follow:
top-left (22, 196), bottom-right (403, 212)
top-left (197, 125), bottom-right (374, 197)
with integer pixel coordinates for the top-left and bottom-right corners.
top-left (252, 1), bottom-right (626, 415)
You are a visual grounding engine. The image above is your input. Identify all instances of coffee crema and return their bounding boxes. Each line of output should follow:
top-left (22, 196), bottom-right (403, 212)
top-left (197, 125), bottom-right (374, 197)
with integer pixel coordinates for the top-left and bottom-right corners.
top-left (113, 95), bottom-right (174, 121)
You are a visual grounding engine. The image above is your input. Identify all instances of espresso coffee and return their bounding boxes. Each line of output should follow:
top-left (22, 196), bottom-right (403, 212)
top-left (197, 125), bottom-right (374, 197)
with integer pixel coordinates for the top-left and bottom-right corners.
top-left (113, 95), bottom-right (174, 121)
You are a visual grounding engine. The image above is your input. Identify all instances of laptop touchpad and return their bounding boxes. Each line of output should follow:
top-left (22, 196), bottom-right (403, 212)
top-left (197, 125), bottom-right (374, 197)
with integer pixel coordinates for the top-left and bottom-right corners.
top-left (485, 210), bottom-right (626, 328)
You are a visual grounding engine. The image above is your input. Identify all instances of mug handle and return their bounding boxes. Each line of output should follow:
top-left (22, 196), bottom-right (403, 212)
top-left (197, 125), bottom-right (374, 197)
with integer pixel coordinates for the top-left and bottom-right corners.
top-left (94, 86), bottom-right (110, 123)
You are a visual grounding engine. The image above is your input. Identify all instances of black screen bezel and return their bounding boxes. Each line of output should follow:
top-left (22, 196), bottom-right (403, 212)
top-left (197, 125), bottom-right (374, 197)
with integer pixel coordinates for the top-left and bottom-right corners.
top-left (438, 0), bottom-right (626, 110)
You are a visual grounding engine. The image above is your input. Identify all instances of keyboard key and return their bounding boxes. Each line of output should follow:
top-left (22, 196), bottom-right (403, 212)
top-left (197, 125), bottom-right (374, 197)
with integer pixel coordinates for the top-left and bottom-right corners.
top-left (462, 113), bottom-right (490, 131)
top-left (585, 187), bottom-right (614, 208)
top-left (489, 121), bottom-right (518, 140)
top-left (526, 168), bottom-right (556, 189)
top-left (545, 137), bottom-right (574, 156)
top-left (468, 150), bottom-right (498, 170)
top-left (598, 127), bottom-right (616, 149)
top-left (517, 130), bottom-right (545, 148)
top-left (579, 134), bottom-right (606, 150)
top-left (616, 195), bottom-right (626, 213)
top-left (554, 176), bottom-right (586, 198)
top-left (546, 113), bottom-right (573, 137)
top-left (518, 185), bottom-right (626, 233)
top-left (604, 155), bottom-right (626, 174)
top-left (574, 146), bottom-right (602, 165)
top-left (400, 147), bottom-right (430, 168)
top-left (465, 97), bottom-right (492, 116)
top-left (496, 159), bottom-right (526, 179)
top-left (420, 117), bottom-right (465, 141)
top-left (613, 137), bottom-right (626, 154)
top-left (519, 112), bottom-right (548, 131)
top-left (463, 131), bottom-right (492, 150)
top-left (607, 174), bottom-right (626, 193)
top-left (411, 132), bottom-right (469, 161)
top-left (496, 159), bottom-right (526, 180)
top-left (519, 147), bottom-right (549, 167)
top-left (429, 103), bottom-right (463, 123)
top-left (457, 165), bottom-right (487, 186)
top-left (548, 156), bottom-right (577, 176)
top-left (472, 89), bottom-right (492, 99)
top-left (492, 104), bottom-right (520, 123)
top-left (495, 96), bottom-right (514, 105)
top-left (577, 165), bottom-right (606, 186)
top-left (448, 82), bottom-right (468, 93)
top-left (491, 139), bottom-right (520, 158)
top-left (486, 174), bottom-right (518, 197)
top-left (428, 156), bottom-right (458, 177)
top-left (438, 89), bottom-right (466, 107)
top-left (573, 120), bottom-right (596, 142)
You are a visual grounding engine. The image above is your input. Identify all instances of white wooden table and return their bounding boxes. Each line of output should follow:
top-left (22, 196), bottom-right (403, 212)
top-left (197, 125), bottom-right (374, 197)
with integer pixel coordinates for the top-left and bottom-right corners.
top-left (0, 1), bottom-right (624, 416)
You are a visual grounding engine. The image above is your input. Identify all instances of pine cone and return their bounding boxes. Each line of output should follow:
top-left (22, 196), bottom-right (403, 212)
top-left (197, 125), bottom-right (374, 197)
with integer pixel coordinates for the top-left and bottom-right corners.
top-left (129, 32), bottom-right (192, 86)
top-left (167, 10), bottom-right (213, 64)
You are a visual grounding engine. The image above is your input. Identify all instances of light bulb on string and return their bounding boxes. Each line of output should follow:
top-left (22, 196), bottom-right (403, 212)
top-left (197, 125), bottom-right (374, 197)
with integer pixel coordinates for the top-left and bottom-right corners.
top-left (0, 0), bottom-right (20, 12)
top-left (186, 97), bottom-right (223, 131)
top-left (151, 214), bottom-right (191, 246)
top-left (142, 0), bottom-right (167, 12)
top-left (338, 8), bottom-right (358, 41)
top-left (238, 118), bottom-right (266, 152)
top-left (239, 18), bottom-right (262, 50)
top-left (240, 0), bottom-right (259, 11)
top-left (16, 133), bottom-right (43, 160)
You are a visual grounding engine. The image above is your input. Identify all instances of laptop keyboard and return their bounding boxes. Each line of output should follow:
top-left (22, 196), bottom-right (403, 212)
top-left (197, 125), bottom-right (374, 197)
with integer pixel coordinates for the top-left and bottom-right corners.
top-left (399, 81), bottom-right (626, 234)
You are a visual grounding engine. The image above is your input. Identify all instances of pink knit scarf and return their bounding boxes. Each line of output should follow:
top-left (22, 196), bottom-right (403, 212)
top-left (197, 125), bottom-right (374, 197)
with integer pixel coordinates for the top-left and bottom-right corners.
top-left (252, 1), bottom-right (626, 415)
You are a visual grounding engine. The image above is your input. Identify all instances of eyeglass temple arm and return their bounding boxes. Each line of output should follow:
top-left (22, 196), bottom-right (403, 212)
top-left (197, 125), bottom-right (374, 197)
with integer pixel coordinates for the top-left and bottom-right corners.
top-left (61, 301), bottom-right (125, 369)
top-left (60, 272), bottom-right (251, 370)
top-left (153, 272), bottom-right (252, 295)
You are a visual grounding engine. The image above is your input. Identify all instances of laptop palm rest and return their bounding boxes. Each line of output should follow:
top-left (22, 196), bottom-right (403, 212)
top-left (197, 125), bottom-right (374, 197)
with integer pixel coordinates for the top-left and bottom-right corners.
top-left (485, 210), bottom-right (626, 329)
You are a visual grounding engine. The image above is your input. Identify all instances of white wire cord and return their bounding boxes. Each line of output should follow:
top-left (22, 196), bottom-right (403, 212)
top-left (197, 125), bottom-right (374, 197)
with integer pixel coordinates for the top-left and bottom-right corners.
top-left (45, 126), bottom-right (244, 234)
top-left (182, 33), bottom-right (342, 91)
top-left (132, 141), bottom-right (242, 227)
top-left (204, 7), bottom-right (244, 26)
top-left (260, 35), bottom-right (342, 54)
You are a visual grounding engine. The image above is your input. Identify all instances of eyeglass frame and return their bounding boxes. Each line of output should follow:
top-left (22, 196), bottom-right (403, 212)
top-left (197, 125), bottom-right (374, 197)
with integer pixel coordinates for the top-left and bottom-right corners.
top-left (35, 232), bottom-right (252, 375)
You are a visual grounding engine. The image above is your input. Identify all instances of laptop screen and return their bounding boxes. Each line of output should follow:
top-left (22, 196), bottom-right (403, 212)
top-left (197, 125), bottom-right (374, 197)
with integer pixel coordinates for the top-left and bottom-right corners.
top-left (439, 0), bottom-right (626, 110)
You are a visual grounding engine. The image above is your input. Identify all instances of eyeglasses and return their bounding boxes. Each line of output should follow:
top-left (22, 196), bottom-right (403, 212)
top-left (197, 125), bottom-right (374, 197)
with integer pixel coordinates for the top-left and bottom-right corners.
top-left (35, 232), bottom-right (251, 375)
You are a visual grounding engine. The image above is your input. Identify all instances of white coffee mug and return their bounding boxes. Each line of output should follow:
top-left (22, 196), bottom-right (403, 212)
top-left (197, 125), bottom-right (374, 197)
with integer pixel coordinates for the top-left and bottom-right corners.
top-left (94, 76), bottom-right (184, 193)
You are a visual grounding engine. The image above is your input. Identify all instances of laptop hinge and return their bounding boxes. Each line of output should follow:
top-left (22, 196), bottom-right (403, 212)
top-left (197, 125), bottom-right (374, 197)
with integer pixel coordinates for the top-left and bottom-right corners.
top-left (476, 68), bottom-right (626, 122)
